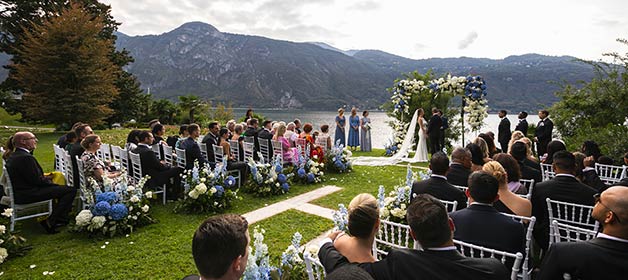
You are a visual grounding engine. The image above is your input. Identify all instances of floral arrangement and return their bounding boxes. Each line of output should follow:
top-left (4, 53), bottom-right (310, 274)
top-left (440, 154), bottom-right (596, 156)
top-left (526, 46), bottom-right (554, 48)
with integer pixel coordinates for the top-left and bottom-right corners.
top-left (332, 204), bottom-right (348, 232)
top-left (378, 167), bottom-right (430, 224)
top-left (325, 142), bottom-right (352, 173)
top-left (364, 122), bottom-right (372, 131)
top-left (276, 232), bottom-right (307, 279)
top-left (173, 160), bottom-right (240, 213)
top-left (464, 98), bottom-right (489, 132)
top-left (0, 208), bottom-right (30, 264)
top-left (246, 154), bottom-right (292, 196)
top-left (244, 226), bottom-right (275, 280)
top-left (384, 119), bottom-right (409, 155)
top-left (391, 79), bottom-right (424, 115)
top-left (73, 175), bottom-right (156, 237)
top-left (291, 151), bottom-right (324, 184)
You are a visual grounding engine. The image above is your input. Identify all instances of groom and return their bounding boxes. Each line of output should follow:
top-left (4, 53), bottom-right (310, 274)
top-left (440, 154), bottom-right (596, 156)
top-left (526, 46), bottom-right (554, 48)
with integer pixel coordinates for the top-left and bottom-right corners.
top-left (427, 107), bottom-right (442, 155)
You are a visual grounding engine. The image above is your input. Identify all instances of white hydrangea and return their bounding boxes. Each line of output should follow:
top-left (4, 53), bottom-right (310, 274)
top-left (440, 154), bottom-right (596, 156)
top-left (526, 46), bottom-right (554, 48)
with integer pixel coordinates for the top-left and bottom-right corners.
top-left (127, 185), bottom-right (135, 192)
top-left (141, 205), bottom-right (150, 213)
top-left (75, 210), bottom-right (93, 227)
top-left (91, 216), bottom-right (106, 229)
top-left (145, 191), bottom-right (153, 199)
top-left (0, 247), bottom-right (7, 264)
top-left (189, 190), bottom-right (200, 199)
top-left (1, 208), bottom-right (12, 218)
top-left (195, 183), bottom-right (208, 194)
top-left (130, 195), bottom-right (140, 203)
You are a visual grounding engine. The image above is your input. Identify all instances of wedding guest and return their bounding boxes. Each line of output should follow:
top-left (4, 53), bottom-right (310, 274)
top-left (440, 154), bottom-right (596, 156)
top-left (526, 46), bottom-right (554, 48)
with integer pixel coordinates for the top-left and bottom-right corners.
top-left (438, 109), bottom-right (448, 151)
top-left (218, 128), bottom-right (248, 183)
top-left (133, 131), bottom-right (182, 198)
top-left (411, 152), bottom-right (467, 209)
top-left (226, 120), bottom-right (236, 139)
top-left (174, 124), bottom-right (189, 149)
top-left (258, 120), bottom-right (273, 140)
top-left (301, 123), bottom-right (324, 162)
top-left (519, 138), bottom-right (541, 169)
top-left (244, 118), bottom-right (261, 160)
top-left (294, 119), bottom-right (302, 134)
top-left (285, 122), bottom-right (298, 146)
top-left (507, 131), bottom-right (525, 154)
top-left (232, 124), bottom-right (245, 162)
top-left (597, 156), bottom-right (614, 165)
top-left (201, 122), bottom-right (220, 164)
top-left (326, 265), bottom-right (374, 280)
top-left (473, 137), bottom-right (492, 164)
top-left (447, 147), bottom-right (472, 187)
top-left (151, 123), bottom-right (166, 145)
top-left (125, 129), bottom-right (141, 151)
top-left (182, 124), bottom-right (210, 169)
top-left (333, 194), bottom-right (379, 263)
top-left (80, 135), bottom-right (120, 189)
top-left (514, 111), bottom-right (528, 136)
top-left (56, 121), bottom-right (83, 149)
top-left (334, 108), bottom-right (346, 147)
top-left (510, 142), bottom-right (543, 183)
top-left (541, 140), bottom-right (566, 164)
top-left (482, 161), bottom-right (532, 217)
top-left (575, 152), bottom-right (607, 192)
top-left (319, 124), bottom-right (333, 150)
top-left (148, 119), bottom-right (161, 129)
top-left (184, 214), bottom-right (249, 280)
top-left (348, 108), bottom-right (360, 151)
top-left (479, 133), bottom-right (500, 157)
top-left (244, 108), bottom-right (254, 122)
top-left (534, 110), bottom-right (554, 157)
top-left (466, 143), bottom-right (486, 171)
top-left (63, 132), bottom-right (77, 153)
top-left (71, 124), bottom-right (94, 189)
top-left (360, 111), bottom-right (372, 152)
top-left (427, 108), bottom-right (443, 155)
top-left (492, 153), bottom-right (527, 195)
top-left (497, 110), bottom-right (512, 152)
top-left (273, 124), bottom-right (298, 164)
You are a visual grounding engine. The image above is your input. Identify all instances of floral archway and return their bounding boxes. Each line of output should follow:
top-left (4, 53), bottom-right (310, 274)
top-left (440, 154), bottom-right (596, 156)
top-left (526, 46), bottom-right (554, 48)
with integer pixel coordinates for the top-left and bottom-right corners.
top-left (385, 74), bottom-right (488, 155)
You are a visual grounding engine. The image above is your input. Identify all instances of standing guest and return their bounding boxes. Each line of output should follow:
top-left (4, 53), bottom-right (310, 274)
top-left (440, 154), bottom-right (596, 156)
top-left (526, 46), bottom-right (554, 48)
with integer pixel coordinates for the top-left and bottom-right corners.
top-left (218, 128), bottom-right (248, 183)
top-left (285, 122), bottom-right (298, 147)
top-left (133, 131), bottom-right (182, 198)
top-left (497, 110), bottom-right (511, 152)
top-left (319, 124), bottom-right (333, 149)
top-left (80, 135), bottom-right (121, 189)
top-left (348, 108), bottom-right (360, 151)
top-left (71, 124), bottom-right (93, 189)
top-left (201, 122), bottom-right (220, 164)
top-left (438, 109), bottom-right (448, 151)
top-left (63, 132), bottom-right (77, 153)
top-left (427, 108), bottom-right (443, 155)
top-left (531, 151), bottom-right (598, 251)
top-left (3, 132), bottom-right (77, 234)
top-left (182, 124), bottom-right (210, 169)
top-left (56, 121), bottom-right (83, 149)
top-left (273, 124), bottom-right (298, 164)
top-left (492, 154), bottom-right (527, 195)
top-left (360, 111), bottom-right (372, 152)
top-left (541, 140), bottom-right (566, 164)
top-left (479, 133), bottom-right (500, 157)
top-left (183, 214), bottom-right (249, 280)
top-left (447, 147), bottom-right (472, 187)
top-left (334, 108), bottom-right (346, 147)
top-left (174, 124), bottom-right (189, 149)
top-left (411, 152), bottom-right (467, 209)
top-left (514, 111), bottom-right (528, 136)
top-left (539, 186), bottom-right (628, 280)
top-left (482, 160), bottom-right (532, 217)
top-left (510, 142), bottom-right (543, 183)
top-left (244, 108), bottom-right (254, 122)
top-left (507, 131), bottom-right (525, 154)
top-left (151, 123), bottom-right (166, 145)
top-left (333, 194), bottom-right (379, 263)
top-left (466, 143), bottom-right (486, 172)
top-left (125, 129), bottom-right (141, 151)
top-left (450, 171), bottom-right (526, 256)
top-left (534, 110), bottom-right (554, 157)
top-left (293, 119), bottom-right (302, 134)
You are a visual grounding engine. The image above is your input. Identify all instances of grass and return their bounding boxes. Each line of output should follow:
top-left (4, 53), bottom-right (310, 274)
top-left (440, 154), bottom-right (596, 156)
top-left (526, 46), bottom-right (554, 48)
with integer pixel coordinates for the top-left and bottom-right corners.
top-left (349, 148), bottom-right (386, 157)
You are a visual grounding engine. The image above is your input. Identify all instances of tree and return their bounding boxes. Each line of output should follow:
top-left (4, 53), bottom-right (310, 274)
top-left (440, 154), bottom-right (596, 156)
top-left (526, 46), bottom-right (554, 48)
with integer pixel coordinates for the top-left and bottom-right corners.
top-left (550, 39), bottom-right (628, 161)
top-left (12, 3), bottom-right (118, 126)
top-left (150, 98), bottom-right (179, 124)
top-left (178, 95), bottom-right (207, 124)
top-left (107, 71), bottom-right (150, 124)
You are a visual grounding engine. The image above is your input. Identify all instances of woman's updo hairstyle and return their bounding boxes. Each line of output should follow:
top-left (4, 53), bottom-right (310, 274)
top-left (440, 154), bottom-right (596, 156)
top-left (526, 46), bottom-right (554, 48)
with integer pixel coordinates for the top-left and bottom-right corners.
top-left (481, 161), bottom-right (508, 184)
top-left (347, 193), bottom-right (379, 239)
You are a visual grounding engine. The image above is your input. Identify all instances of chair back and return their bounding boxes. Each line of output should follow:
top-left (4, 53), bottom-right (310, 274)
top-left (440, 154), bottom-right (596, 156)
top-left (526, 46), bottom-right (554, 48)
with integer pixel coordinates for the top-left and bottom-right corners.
top-left (175, 148), bottom-right (187, 169)
top-left (53, 144), bottom-right (66, 172)
top-left (162, 144), bottom-right (173, 166)
top-left (228, 139), bottom-right (240, 161)
top-left (2, 166), bottom-right (16, 210)
top-left (199, 142), bottom-right (209, 161)
top-left (75, 155), bottom-right (87, 195)
top-left (295, 138), bottom-right (308, 159)
top-left (452, 185), bottom-right (469, 207)
top-left (271, 140), bottom-right (283, 162)
top-left (243, 142), bottom-right (254, 160)
top-left (315, 136), bottom-right (329, 152)
top-left (454, 239), bottom-right (524, 280)
top-left (501, 213), bottom-right (536, 280)
top-left (546, 198), bottom-right (599, 245)
top-left (63, 151), bottom-right (74, 187)
top-left (518, 179), bottom-right (535, 200)
top-left (118, 147), bottom-right (130, 171)
top-left (540, 163), bottom-right (555, 181)
top-left (373, 219), bottom-right (418, 259)
top-left (439, 199), bottom-right (458, 213)
top-left (595, 163), bottom-right (627, 185)
top-left (151, 144), bottom-right (162, 160)
top-left (258, 138), bottom-right (271, 163)
top-left (212, 145), bottom-right (224, 165)
top-left (244, 136), bottom-right (255, 144)
top-left (303, 251), bottom-right (326, 280)
top-left (99, 143), bottom-right (112, 163)
top-left (2, 165), bottom-right (53, 231)
top-left (128, 152), bottom-right (143, 182)
top-left (111, 145), bottom-right (122, 167)
top-left (551, 220), bottom-right (597, 244)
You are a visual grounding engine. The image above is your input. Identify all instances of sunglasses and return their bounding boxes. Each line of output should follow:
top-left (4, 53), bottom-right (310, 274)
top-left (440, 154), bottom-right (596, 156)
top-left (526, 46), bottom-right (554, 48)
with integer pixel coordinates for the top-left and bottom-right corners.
top-left (594, 193), bottom-right (621, 224)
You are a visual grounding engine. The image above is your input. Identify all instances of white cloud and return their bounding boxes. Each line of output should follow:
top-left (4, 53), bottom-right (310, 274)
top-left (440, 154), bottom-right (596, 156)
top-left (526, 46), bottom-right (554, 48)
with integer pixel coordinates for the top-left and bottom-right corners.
top-left (458, 32), bottom-right (478, 50)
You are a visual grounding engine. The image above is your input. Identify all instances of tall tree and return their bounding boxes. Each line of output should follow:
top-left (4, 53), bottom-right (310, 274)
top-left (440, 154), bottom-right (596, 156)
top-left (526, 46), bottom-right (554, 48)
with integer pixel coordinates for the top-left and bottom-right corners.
top-left (178, 95), bottom-right (206, 124)
top-left (12, 3), bottom-right (118, 126)
top-left (150, 98), bottom-right (179, 124)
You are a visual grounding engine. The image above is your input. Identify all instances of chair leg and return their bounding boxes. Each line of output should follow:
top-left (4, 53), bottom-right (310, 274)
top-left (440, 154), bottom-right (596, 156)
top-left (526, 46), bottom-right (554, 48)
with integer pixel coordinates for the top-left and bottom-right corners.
top-left (162, 185), bottom-right (166, 205)
top-left (10, 214), bottom-right (15, 232)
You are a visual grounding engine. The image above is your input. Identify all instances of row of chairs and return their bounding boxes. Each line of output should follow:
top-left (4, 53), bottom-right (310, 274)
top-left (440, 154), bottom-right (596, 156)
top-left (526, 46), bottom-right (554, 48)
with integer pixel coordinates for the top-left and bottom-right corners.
top-left (541, 162), bottom-right (627, 184)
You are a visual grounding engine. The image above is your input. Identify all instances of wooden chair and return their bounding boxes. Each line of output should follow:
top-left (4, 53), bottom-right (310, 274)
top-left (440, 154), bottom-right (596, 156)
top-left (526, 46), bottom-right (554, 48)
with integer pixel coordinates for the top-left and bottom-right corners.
top-left (228, 139), bottom-right (240, 161)
top-left (175, 148), bottom-right (187, 169)
top-left (242, 142), bottom-right (255, 161)
top-left (439, 199), bottom-right (458, 213)
top-left (551, 220), bottom-right (597, 244)
top-left (518, 179), bottom-right (535, 200)
top-left (540, 163), bottom-right (555, 181)
top-left (212, 145), bottom-right (241, 188)
top-left (258, 138), bottom-right (271, 163)
top-left (270, 140), bottom-right (284, 165)
top-left (501, 213), bottom-right (536, 280)
top-left (372, 219), bottom-right (419, 259)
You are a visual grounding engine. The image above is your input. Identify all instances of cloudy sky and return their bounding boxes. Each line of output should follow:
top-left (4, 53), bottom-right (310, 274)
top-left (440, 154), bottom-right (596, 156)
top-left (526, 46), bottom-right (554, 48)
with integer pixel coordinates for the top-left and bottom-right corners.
top-left (101, 0), bottom-right (628, 60)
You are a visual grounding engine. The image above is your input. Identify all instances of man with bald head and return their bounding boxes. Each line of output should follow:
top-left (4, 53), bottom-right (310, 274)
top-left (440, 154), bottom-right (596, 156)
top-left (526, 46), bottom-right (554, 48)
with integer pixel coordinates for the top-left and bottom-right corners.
top-left (3, 132), bottom-right (77, 234)
top-left (447, 147), bottom-right (472, 187)
top-left (538, 186), bottom-right (628, 279)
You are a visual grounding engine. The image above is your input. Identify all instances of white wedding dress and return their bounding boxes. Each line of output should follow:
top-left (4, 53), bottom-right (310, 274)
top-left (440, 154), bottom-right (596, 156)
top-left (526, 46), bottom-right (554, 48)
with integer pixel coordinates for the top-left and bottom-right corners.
top-left (411, 118), bottom-right (429, 162)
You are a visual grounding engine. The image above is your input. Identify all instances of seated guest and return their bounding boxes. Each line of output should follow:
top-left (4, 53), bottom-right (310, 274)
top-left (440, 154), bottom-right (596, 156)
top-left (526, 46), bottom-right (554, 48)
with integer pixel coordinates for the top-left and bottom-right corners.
top-left (318, 194), bottom-right (509, 279)
top-left (148, 119), bottom-right (161, 129)
top-left (257, 120), bottom-right (273, 160)
top-left (597, 155), bottom-right (614, 165)
top-left (125, 129), bottom-right (141, 151)
top-left (80, 135), bottom-right (121, 189)
top-left (531, 150), bottom-right (598, 251)
top-left (201, 122), bottom-right (220, 164)
top-left (182, 124), bottom-right (210, 169)
top-left (493, 153), bottom-right (527, 195)
top-left (319, 124), bottom-right (333, 149)
top-left (183, 214), bottom-right (249, 280)
top-left (301, 123), bottom-right (324, 162)
top-left (472, 137), bottom-right (492, 164)
top-left (541, 140), bottom-right (566, 164)
top-left (284, 122), bottom-right (298, 147)
top-left (507, 131), bottom-right (525, 154)
top-left (539, 186), bottom-right (628, 280)
top-left (294, 119), bottom-right (302, 134)
top-left (447, 147), bottom-right (472, 187)
top-left (510, 142), bottom-right (542, 183)
top-left (63, 132), bottom-right (77, 153)
top-left (450, 171), bottom-right (526, 256)
top-left (3, 132), bottom-right (77, 234)
top-left (217, 128), bottom-right (248, 184)
top-left (231, 124), bottom-right (245, 161)
top-left (173, 124), bottom-right (189, 149)
top-left (244, 118), bottom-right (261, 160)
top-left (517, 138), bottom-right (541, 170)
top-left (482, 161), bottom-right (532, 217)
top-left (478, 133), bottom-right (500, 157)
top-left (326, 265), bottom-right (374, 280)
top-left (613, 153), bottom-right (628, 187)
top-left (333, 194), bottom-right (379, 263)
top-left (71, 124), bottom-right (94, 188)
top-left (580, 140), bottom-right (602, 162)
top-left (574, 152), bottom-right (607, 192)
top-left (56, 122), bottom-right (84, 149)
top-left (151, 123), bottom-right (166, 145)
top-left (466, 143), bottom-right (485, 171)
top-left (226, 119), bottom-right (236, 139)
top-left (272, 124), bottom-right (298, 164)
top-left (132, 131), bottom-right (182, 198)
top-left (411, 152), bottom-right (467, 209)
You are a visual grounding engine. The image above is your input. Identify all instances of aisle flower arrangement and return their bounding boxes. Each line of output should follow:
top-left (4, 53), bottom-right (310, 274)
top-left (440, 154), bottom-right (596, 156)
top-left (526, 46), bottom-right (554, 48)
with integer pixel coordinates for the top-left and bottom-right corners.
top-left (73, 175), bottom-right (156, 237)
top-left (384, 119), bottom-right (409, 156)
top-left (244, 227), bottom-right (275, 280)
top-left (325, 142), bottom-right (352, 173)
top-left (332, 204), bottom-right (348, 231)
top-left (246, 155), bottom-right (292, 196)
top-left (173, 160), bottom-right (240, 213)
top-left (291, 152), bottom-right (324, 184)
top-left (378, 168), bottom-right (429, 224)
top-left (0, 208), bottom-right (30, 264)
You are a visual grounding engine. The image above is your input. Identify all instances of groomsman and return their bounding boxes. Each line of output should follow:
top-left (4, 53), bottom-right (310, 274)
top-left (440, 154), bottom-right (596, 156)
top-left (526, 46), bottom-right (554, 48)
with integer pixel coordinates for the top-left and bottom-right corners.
top-left (515, 111), bottom-right (528, 136)
top-left (426, 108), bottom-right (442, 155)
top-left (534, 110), bottom-right (554, 157)
top-left (438, 109), bottom-right (448, 151)
top-left (497, 110), bottom-right (511, 152)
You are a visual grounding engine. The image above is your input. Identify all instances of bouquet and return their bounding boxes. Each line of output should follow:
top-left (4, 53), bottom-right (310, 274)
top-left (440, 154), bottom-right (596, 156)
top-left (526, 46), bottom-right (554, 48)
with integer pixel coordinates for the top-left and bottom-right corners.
top-left (73, 175), bottom-right (156, 237)
top-left (174, 160), bottom-right (240, 213)
top-left (291, 151), bottom-right (324, 184)
top-left (325, 141), bottom-right (352, 173)
top-left (246, 154), bottom-right (292, 196)
top-left (364, 122), bottom-right (372, 131)
top-left (0, 208), bottom-right (30, 264)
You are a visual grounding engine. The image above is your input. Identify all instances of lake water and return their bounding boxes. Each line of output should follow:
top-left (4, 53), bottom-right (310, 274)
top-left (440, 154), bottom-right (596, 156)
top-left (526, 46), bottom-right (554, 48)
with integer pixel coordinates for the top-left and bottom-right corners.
top-left (233, 109), bottom-right (541, 149)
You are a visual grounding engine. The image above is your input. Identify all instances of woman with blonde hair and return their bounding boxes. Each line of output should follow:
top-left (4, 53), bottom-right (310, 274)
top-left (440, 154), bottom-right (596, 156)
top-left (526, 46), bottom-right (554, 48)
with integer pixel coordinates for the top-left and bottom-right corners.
top-left (473, 137), bottom-right (491, 164)
top-left (482, 161), bottom-right (531, 217)
top-left (333, 193), bottom-right (380, 263)
top-left (507, 131), bottom-right (525, 153)
top-left (273, 123), bottom-right (298, 164)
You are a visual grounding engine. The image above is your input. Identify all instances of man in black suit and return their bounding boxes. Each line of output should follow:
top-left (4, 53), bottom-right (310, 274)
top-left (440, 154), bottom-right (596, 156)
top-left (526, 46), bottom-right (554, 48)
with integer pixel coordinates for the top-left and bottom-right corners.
top-left (4, 132), bottom-right (77, 234)
top-left (201, 122), bottom-right (220, 164)
top-left (181, 124), bottom-right (210, 169)
top-left (510, 142), bottom-right (542, 183)
top-left (318, 194), bottom-right (509, 280)
top-left (132, 131), bottom-right (182, 198)
top-left (531, 150), bottom-right (598, 251)
top-left (412, 152), bottom-right (467, 209)
top-left (514, 111), bottom-right (528, 136)
top-left (70, 124), bottom-right (93, 188)
top-left (258, 120), bottom-right (273, 140)
top-left (450, 171), bottom-right (525, 256)
top-left (534, 110), bottom-right (553, 157)
top-left (438, 109), bottom-right (448, 151)
top-left (497, 110), bottom-right (511, 152)
top-left (243, 118), bottom-right (261, 161)
top-left (447, 147), bottom-right (472, 187)
top-left (538, 186), bottom-right (628, 280)
top-left (426, 107), bottom-right (443, 154)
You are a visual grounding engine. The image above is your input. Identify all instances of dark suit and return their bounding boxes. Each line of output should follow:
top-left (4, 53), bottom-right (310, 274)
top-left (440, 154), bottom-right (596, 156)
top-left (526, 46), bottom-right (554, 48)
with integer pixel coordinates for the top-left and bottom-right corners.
top-left (534, 118), bottom-right (553, 156)
top-left (582, 169), bottom-right (607, 192)
top-left (427, 114), bottom-right (442, 154)
top-left (613, 177), bottom-right (628, 187)
top-left (200, 133), bottom-right (218, 164)
top-left (257, 129), bottom-right (273, 161)
top-left (450, 204), bottom-right (525, 255)
top-left (518, 161), bottom-right (542, 183)
top-left (132, 145), bottom-right (182, 194)
top-left (181, 137), bottom-right (209, 169)
top-left (244, 126), bottom-right (260, 160)
top-left (523, 158), bottom-right (541, 171)
top-left (539, 237), bottom-right (628, 280)
top-left (70, 143), bottom-right (85, 188)
top-left (531, 174), bottom-right (597, 250)
top-left (447, 163), bottom-right (471, 187)
top-left (440, 116), bottom-right (448, 150)
top-left (318, 242), bottom-right (509, 280)
top-left (498, 117), bottom-right (511, 151)
top-left (514, 119), bottom-right (528, 136)
top-left (411, 176), bottom-right (467, 210)
top-left (5, 149), bottom-right (77, 224)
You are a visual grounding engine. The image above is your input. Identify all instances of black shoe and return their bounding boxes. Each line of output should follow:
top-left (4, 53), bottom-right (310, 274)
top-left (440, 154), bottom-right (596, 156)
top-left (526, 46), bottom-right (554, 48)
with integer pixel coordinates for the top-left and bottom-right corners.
top-left (40, 219), bottom-right (59, 234)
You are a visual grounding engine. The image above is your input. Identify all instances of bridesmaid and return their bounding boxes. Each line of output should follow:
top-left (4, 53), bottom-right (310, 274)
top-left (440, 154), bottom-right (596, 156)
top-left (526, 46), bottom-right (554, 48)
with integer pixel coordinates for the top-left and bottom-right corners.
top-left (360, 110), bottom-right (371, 152)
top-left (334, 108), bottom-right (346, 147)
top-left (348, 108), bottom-right (360, 150)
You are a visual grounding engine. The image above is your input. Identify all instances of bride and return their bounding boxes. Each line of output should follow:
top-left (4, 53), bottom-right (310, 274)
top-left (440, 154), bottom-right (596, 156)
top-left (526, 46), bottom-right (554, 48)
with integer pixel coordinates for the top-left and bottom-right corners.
top-left (412, 108), bottom-right (429, 162)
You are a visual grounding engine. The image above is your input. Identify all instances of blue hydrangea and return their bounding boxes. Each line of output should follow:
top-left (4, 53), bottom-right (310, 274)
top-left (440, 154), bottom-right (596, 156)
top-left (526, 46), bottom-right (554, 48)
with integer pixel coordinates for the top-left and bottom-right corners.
top-left (110, 203), bottom-right (128, 221)
top-left (391, 146), bottom-right (398, 151)
top-left (224, 176), bottom-right (236, 189)
top-left (214, 185), bottom-right (225, 197)
top-left (275, 165), bottom-right (283, 173)
top-left (307, 173), bottom-right (315, 183)
top-left (277, 174), bottom-right (287, 184)
top-left (281, 183), bottom-right (290, 192)
top-left (96, 191), bottom-right (117, 204)
top-left (297, 168), bottom-right (306, 178)
top-left (92, 201), bottom-right (111, 216)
